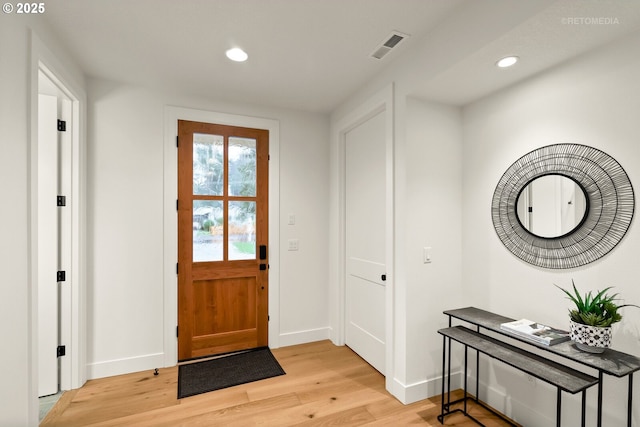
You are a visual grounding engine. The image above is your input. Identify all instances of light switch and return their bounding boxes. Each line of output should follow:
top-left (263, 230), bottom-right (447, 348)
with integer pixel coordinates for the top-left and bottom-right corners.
top-left (423, 247), bottom-right (432, 263)
top-left (288, 214), bottom-right (296, 225)
top-left (288, 239), bottom-right (299, 251)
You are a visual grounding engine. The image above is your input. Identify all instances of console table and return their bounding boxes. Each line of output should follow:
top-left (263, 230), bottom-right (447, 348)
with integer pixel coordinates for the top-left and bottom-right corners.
top-left (439, 307), bottom-right (640, 427)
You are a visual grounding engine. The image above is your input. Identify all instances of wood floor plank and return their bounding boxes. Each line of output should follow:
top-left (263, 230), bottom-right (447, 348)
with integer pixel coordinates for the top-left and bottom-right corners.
top-left (251, 388), bottom-right (387, 426)
top-left (161, 393), bottom-right (302, 427)
top-left (41, 340), bottom-right (518, 427)
top-left (291, 405), bottom-right (376, 426)
top-left (84, 389), bottom-right (251, 427)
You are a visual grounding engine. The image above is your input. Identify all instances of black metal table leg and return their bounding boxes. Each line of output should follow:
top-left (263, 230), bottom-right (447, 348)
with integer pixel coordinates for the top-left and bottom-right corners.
top-left (447, 313), bottom-right (452, 411)
top-left (464, 345), bottom-right (468, 415)
top-left (439, 334), bottom-right (446, 423)
top-left (447, 336), bottom-right (452, 410)
top-left (556, 388), bottom-right (562, 427)
top-left (597, 371), bottom-right (603, 427)
top-left (581, 390), bottom-right (586, 427)
top-left (476, 325), bottom-right (480, 402)
top-left (628, 373), bottom-right (634, 427)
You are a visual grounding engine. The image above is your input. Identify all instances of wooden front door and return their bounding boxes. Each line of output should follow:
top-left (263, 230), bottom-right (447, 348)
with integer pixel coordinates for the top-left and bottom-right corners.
top-left (177, 120), bottom-right (269, 361)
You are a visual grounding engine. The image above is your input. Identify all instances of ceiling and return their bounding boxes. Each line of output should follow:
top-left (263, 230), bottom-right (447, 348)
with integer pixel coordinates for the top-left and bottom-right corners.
top-left (42, 0), bottom-right (640, 113)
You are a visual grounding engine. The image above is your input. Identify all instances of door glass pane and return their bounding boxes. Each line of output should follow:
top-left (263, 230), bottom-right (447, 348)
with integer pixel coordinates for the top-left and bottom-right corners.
top-left (193, 200), bottom-right (223, 262)
top-left (193, 133), bottom-right (224, 196)
top-left (228, 137), bottom-right (256, 197)
top-left (229, 201), bottom-right (256, 260)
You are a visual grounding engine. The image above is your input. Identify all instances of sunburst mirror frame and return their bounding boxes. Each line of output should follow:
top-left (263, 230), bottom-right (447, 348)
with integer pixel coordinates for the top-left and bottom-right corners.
top-left (491, 143), bottom-right (634, 269)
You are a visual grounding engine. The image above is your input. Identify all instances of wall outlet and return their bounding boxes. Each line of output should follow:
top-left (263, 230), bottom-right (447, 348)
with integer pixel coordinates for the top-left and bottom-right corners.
top-left (288, 239), bottom-right (299, 251)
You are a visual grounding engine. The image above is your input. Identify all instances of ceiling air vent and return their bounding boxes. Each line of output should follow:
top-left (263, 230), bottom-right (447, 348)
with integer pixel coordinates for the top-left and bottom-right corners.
top-left (370, 31), bottom-right (409, 60)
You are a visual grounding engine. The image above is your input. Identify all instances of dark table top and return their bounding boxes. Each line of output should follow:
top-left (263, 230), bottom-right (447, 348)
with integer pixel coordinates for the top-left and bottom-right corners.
top-left (438, 325), bottom-right (598, 393)
top-left (444, 307), bottom-right (640, 377)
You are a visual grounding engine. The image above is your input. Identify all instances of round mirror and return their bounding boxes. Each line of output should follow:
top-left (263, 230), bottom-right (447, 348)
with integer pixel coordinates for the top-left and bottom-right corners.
top-left (515, 174), bottom-right (589, 238)
top-left (491, 144), bottom-right (634, 269)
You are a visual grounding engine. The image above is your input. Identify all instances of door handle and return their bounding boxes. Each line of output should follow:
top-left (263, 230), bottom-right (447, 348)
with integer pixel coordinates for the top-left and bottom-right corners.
top-left (259, 245), bottom-right (267, 260)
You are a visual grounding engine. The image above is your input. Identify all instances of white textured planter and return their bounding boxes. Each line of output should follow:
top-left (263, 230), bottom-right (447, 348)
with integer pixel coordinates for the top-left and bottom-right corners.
top-left (569, 320), bottom-right (612, 353)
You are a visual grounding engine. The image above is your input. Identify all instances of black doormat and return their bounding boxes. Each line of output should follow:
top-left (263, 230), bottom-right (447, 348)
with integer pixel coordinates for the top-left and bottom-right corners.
top-left (178, 347), bottom-right (285, 399)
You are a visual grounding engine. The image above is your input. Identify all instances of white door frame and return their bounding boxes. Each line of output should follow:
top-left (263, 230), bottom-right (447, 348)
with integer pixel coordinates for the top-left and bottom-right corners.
top-left (29, 31), bottom-right (87, 422)
top-left (163, 106), bottom-right (280, 366)
top-left (331, 85), bottom-right (395, 394)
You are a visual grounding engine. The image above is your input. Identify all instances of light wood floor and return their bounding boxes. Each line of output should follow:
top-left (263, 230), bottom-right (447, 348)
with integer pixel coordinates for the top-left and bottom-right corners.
top-left (41, 340), bottom-right (518, 426)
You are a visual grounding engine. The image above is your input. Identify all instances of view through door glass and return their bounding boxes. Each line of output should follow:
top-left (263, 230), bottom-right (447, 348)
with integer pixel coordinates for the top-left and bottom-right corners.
top-left (178, 120), bottom-right (269, 361)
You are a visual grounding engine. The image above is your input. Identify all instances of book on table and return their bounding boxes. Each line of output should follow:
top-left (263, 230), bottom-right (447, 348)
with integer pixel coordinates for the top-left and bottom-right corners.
top-left (499, 319), bottom-right (570, 346)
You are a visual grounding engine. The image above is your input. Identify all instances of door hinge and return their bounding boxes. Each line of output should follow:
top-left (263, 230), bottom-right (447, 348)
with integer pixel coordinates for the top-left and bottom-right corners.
top-left (176, 135), bottom-right (179, 147)
top-left (57, 345), bottom-right (66, 357)
top-left (176, 326), bottom-right (179, 337)
top-left (268, 154), bottom-right (270, 160)
top-left (268, 315), bottom-right (270, 321)
top-left (176, 263), bottom-right (179, 274)
top-left (176, 199), bottom-right (178, 211)
top-left (57, 120), bottom-right (66, 132)
top-left (57, 271), bottom-right (66, 282)
top-left (57, 195), bottom-right (66, 207)
top-left (528, 206), bottom-right (533, 213)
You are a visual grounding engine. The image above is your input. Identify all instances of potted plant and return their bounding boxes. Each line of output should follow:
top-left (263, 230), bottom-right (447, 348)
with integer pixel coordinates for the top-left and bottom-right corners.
top-left (556, 281), bottom-right (638, 353)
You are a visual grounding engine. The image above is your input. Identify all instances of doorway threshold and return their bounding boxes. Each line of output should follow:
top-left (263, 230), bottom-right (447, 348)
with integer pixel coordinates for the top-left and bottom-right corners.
top-left (39, 391), bottom-right (63, 423)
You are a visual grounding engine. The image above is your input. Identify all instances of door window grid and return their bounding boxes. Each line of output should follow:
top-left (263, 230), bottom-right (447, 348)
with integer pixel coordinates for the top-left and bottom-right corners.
top-left (192, 133), bottom-right (258, 262)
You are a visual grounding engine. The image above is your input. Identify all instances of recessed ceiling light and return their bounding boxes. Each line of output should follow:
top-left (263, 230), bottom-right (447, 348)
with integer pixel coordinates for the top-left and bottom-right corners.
top-left (496, 56), bottom-right (518, 68)
top-left (226, 48), bottom-right (248, 62)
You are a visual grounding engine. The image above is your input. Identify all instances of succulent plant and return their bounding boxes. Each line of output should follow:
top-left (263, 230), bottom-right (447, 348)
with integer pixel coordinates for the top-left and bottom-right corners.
top-left (556, 280), bottom-right (638, 327)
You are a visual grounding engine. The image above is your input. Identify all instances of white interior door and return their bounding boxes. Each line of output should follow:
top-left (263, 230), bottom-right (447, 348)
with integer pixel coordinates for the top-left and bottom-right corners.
top-left (38, 94), bottom-right (59, 397)
top-left (345, 110), bottom-right (386, 374)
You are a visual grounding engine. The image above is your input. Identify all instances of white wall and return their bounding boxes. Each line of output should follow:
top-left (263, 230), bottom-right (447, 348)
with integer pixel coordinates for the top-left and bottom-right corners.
top-left (462, 30), bottom-right (640, 426)
top-left (0, 15), bottom-right (33, 427)
top-left (86, 81), bottom-right (166, 376)
top-left (0, 14), bottom-right (86, 427)
top-left (401, 97), bottom-right (463, 400)
top-left (86, 78), bottom-right (330, 377)
top-left (277, 108), bottom-right (330, 344)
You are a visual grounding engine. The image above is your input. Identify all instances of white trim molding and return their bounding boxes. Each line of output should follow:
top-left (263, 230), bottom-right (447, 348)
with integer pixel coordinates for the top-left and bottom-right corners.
top-left (87, 353), bottom-right (165, 380)
top-left (278, 327), bottom-right (332, 348)
top-left (393, 371), bottom-right (462, 405)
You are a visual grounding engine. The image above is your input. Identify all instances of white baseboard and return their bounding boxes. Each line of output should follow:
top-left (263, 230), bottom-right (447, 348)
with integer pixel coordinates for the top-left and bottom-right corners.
top-left (87, 352), bottom-right (165, 380)
top-left (391, 371), bottom-right (462, 404)
top-left (277, 327), bottom-right (331, 348)
top-left (390, 372), bottom-right (552, 425)
top-left (87, 327), bottom-right (331, 380)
